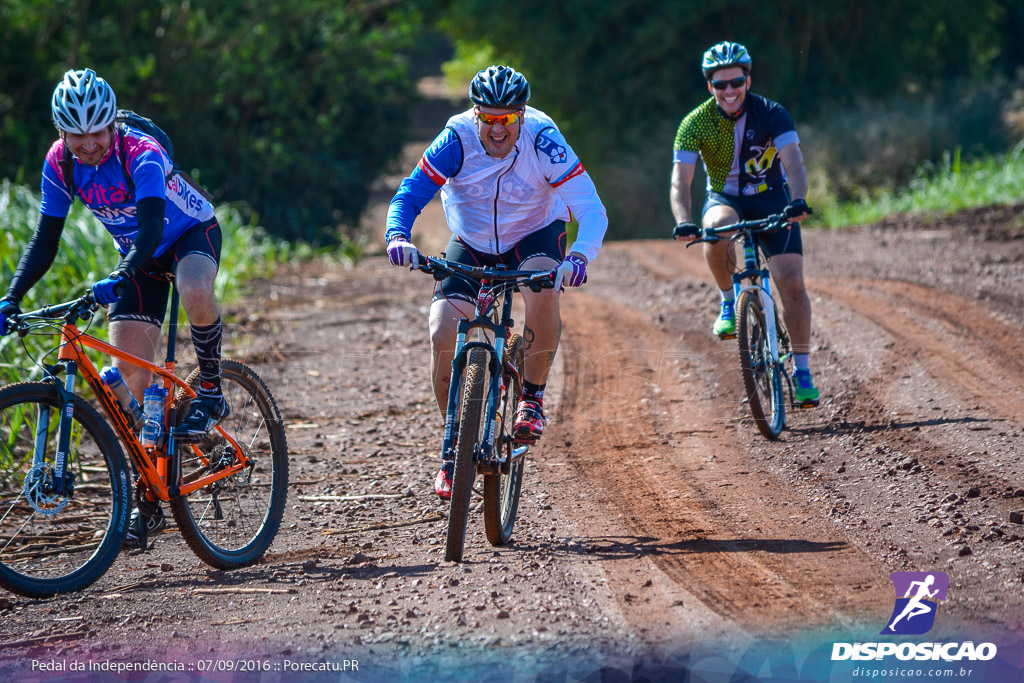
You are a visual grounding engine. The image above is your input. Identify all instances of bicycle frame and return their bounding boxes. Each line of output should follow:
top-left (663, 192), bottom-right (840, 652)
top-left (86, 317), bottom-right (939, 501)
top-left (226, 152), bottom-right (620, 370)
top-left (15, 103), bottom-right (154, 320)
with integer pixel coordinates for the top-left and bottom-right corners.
top-left (440, 273), bottom-right (528, 473)
top-left (700, 215), bottom-right (790, 367)
top-left (26, 291), bottom-right (248, 504)
top-left (731, 233), bottom-right (783, 364)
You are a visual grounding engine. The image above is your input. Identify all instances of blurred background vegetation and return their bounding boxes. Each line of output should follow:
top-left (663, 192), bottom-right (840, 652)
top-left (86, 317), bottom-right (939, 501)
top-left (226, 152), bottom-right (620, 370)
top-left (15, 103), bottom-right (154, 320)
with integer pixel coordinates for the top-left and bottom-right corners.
top-left (2, 0), bottom-right (1023, 249)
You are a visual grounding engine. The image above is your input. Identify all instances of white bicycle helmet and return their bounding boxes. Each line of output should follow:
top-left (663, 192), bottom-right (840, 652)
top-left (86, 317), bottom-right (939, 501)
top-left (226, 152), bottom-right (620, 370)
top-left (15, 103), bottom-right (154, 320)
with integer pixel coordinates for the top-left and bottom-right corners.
top-left (701, 42), bottom-right (752, 80)
top-left (51, 68), bottom-right (117, 134)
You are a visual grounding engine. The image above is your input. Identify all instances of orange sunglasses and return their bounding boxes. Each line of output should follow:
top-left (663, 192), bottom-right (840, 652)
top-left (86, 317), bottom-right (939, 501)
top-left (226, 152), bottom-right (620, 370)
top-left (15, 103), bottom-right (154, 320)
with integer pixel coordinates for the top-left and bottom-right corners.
top-left (475, 107), bottom-right (523, 126)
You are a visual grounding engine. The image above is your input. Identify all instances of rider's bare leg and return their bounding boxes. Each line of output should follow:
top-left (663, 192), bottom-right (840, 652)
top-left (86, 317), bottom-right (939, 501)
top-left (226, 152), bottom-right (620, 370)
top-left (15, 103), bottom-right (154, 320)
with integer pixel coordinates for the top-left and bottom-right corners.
top-left (518, 255), bottom-right (561, 387)
top-left (702, 204), bottom-right (742, 292)
top-left (110, 320), bottom-right (161, 400)
top-left (768, 252), bottom-right (812, 356)
top-left (428, 297), bottom-right (473, 417)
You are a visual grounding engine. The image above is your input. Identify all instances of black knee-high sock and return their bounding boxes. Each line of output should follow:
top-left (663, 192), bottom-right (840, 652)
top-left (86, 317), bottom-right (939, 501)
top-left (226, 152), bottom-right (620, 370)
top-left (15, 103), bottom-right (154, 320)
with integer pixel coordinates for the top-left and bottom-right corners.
top-left (191, 317), bottom-right (223, 397)
top-left (523, 381), bottom-right (545, 404)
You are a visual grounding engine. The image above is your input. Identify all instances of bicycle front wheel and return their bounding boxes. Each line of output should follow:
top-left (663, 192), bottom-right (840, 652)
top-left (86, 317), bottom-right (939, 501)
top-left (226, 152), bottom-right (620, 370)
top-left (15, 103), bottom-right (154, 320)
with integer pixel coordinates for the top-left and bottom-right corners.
top-left (171, 361), bottom-right (288, 569)
top-left (483, 334), bottom-right (525, 546)
top-left (445, 349), bottom-right (488, 562)
top-left (736, 290), bottom-right (786, 440)
top-left (0, 382), bottom-right (130, 598)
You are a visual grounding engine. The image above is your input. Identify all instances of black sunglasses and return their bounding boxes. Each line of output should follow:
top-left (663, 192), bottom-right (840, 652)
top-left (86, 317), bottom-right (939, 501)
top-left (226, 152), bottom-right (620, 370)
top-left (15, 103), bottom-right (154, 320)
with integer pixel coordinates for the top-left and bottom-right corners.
top-left (710, 76), bottom-right (747, 90)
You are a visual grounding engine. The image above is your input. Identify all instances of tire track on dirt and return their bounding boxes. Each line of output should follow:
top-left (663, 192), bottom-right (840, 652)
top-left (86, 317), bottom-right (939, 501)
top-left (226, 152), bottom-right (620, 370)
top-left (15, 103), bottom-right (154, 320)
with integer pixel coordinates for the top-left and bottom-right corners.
top-left (825, 278), bottom-right (1024, 421)
top-left (548, 256), bottom-right (890, 631)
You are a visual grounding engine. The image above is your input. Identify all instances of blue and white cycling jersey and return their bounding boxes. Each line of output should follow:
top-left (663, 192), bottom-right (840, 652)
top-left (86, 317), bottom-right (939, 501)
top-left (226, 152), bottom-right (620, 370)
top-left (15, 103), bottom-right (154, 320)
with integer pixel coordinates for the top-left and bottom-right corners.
top-left (386, 106), bottom-right (607, 262)
top-left (40, 126), bottom-right (215, 257)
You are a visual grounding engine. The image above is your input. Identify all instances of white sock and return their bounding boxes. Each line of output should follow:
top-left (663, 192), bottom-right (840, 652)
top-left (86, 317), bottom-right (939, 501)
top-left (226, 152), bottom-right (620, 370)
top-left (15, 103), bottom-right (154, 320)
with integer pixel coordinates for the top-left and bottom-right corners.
top-left (720, 289), bottom-right (734, 302)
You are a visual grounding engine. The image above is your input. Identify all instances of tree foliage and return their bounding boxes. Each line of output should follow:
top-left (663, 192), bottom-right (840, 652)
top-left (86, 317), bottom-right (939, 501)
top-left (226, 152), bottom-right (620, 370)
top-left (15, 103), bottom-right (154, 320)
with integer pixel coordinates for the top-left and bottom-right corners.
top-left (439, 0), bottom-right (1024, 235)
top-left (0, 0), bottom-right (429, 242)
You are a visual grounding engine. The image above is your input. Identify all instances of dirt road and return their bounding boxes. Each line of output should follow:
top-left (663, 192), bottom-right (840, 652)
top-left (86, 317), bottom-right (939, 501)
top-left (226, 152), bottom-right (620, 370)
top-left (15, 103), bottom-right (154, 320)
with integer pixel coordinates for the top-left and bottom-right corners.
top-left (1, 205), bottom-right (1023, 681)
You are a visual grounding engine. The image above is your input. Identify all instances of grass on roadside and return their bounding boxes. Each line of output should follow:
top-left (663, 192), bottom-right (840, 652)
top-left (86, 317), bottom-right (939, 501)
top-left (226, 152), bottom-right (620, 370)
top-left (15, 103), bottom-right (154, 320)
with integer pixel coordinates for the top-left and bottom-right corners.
top-left (0, 179), bottom-right (363, 386)
top-left (813, 143), bottom-right (1024, 228)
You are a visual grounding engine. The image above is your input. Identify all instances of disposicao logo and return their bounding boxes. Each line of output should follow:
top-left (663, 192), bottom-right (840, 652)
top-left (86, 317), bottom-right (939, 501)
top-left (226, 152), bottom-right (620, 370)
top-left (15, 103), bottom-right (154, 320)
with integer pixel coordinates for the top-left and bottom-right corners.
top-left (831, 571), bottom-right (998, 662)
top-left (882, 571), bottom-right (948, 635)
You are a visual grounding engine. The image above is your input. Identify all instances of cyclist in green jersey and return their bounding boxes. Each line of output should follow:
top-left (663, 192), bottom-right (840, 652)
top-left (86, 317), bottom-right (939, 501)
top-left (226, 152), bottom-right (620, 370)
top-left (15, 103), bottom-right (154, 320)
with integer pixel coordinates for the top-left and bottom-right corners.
top-left (670, 41), bottom-right (820, 407)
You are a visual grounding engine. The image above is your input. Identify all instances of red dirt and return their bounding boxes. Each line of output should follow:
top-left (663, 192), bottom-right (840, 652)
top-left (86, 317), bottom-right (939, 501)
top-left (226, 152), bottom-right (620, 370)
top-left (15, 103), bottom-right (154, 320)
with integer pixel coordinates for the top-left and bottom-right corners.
top-left (2, 204), bottom-right (1023, 680)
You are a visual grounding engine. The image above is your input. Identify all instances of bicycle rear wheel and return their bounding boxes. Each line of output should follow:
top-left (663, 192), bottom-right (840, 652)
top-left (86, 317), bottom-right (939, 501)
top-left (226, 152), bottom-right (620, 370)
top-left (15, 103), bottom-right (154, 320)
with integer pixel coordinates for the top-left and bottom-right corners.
top-left (445, 349), bottom-right (488, 562)
top-left (170, 361), bottom-right (288, 569)
top-left (0, 382), bottom-right (130, 598)
top-left (483, 334), bottom-right (525, 546)
top-left (736, 290), bottom-right (786, 440)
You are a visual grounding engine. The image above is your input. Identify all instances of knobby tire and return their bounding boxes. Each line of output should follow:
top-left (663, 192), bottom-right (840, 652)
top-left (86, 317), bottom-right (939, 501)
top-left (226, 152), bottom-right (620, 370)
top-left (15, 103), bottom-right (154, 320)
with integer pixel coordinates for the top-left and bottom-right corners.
top-left (736, 290), bottom-right (785, 440)
top-left (0, 382), bottom-right (130, 598)
top-left (170, 361), bottom-right (288, 569)
top-left (483, 334), bottom-right (525, 546)
top-left (445, 349), bottom-right (487, 562)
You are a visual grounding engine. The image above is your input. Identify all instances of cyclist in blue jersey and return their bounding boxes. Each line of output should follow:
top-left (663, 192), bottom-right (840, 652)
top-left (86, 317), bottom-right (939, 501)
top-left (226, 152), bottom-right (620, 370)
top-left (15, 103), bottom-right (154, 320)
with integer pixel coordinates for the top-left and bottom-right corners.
top-left (386, 65), bottom-right (608, 498)
top-left (670, 42), bottom-right (820, 407)
top-left (0, 69), bottom-right (230, 438)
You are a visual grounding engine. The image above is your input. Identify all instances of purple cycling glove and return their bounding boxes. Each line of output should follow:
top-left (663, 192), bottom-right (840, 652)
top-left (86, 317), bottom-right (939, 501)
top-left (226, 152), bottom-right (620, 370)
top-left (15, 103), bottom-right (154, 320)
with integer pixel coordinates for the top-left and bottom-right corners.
top-left (554, 254), bottom-right (588, 290)
top-left (387, 238), bottom-right (420, 268)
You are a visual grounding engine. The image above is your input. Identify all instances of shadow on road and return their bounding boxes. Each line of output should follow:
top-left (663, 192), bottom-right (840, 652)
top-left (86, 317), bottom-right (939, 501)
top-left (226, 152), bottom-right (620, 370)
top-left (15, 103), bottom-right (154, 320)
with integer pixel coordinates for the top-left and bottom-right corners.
top-left (517, 535), bottom-right (847, 561)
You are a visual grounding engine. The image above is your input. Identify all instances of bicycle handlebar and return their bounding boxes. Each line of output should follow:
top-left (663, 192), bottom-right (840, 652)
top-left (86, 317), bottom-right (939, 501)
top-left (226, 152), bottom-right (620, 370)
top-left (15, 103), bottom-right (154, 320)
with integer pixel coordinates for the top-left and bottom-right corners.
top-left (9, 293), bottom-right (99, 334)
top-left (684, 212), bottom-right (791, 248)
top-left (414, 254), bottom-right (556, 290)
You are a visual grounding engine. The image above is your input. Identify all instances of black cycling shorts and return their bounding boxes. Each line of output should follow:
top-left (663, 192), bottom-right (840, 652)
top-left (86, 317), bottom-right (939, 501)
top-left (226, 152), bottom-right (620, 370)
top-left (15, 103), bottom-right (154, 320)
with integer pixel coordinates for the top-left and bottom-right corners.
top-left (702, 184), bottom-right (803, 257)
top-left (432, 220), bottom-right (567, 305)
top-left (108, 219), bottom-right (222, 326)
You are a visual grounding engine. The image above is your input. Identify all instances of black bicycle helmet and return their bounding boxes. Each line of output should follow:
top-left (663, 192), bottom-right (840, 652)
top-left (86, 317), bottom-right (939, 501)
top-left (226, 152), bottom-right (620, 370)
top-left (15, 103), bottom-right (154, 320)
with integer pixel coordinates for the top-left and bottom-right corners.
top-left (469, 65), bottom-right (531, 109)
top-left (701, 41), bottom-right (752, 80)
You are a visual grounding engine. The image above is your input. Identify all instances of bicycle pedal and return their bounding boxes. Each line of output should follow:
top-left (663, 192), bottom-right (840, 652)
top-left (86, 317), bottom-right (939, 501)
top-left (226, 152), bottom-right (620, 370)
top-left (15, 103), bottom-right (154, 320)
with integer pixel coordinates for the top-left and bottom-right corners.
top-left (796, 400), bottom-right (820, 410)
top-left (717, 332), bottom-right (737, 340)
top-left (476, 461), bottom-right (500, 476)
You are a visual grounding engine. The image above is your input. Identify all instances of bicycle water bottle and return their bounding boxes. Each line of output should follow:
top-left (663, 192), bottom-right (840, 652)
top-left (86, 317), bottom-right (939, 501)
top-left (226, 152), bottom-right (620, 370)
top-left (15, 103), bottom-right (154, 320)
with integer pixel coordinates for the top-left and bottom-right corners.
top-left (100, 366), bottom-right (145, 431)
top-left (140, 384), bottom-right (167, 448)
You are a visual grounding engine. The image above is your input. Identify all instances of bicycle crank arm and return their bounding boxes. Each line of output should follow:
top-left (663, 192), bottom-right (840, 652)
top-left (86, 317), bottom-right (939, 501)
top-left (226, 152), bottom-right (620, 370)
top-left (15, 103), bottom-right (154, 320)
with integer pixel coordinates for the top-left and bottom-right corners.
top-left (500, 445), bottom-right (530, 474)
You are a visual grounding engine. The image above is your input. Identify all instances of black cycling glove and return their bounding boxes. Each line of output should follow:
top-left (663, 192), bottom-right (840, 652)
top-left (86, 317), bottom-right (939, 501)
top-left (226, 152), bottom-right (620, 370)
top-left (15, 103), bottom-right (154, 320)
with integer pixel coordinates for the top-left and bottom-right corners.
top-left (783, 198), bottom-right (812, 219)
top-left (672, 222), bottom-right (699, 239)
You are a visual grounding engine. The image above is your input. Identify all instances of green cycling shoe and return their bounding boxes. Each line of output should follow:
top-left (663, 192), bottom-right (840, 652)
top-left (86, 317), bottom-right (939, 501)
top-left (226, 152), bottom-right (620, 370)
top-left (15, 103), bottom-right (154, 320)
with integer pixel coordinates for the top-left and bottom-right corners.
top-left (792, 368), bottom-right (820, 408)
top-left (713, 298), bottom-right (736, 338)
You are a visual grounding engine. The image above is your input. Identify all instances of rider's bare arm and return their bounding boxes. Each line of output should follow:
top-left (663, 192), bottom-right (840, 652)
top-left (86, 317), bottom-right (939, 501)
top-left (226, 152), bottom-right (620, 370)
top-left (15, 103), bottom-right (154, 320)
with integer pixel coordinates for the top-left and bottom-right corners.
top-left (777, 141), bottom-right (808, 203)
top-left (670, 161), bottom-right (697, 224)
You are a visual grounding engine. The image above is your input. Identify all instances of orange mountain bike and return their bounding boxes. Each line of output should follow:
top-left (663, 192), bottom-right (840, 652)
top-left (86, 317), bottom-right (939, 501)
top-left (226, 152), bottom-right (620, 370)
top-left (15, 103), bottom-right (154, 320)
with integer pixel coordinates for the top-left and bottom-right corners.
top-left (0, 287), bottom-right (288, 598)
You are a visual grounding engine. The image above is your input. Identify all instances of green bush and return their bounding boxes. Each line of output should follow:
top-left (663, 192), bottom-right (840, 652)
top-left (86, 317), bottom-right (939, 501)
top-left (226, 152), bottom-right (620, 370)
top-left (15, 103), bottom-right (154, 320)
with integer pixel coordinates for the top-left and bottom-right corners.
top-left (1, 0), bottom-right (430, 242)
top-left (0, 180), bottom-right (313, 385)
top-left (440, 0), bottom-right (1024, 238)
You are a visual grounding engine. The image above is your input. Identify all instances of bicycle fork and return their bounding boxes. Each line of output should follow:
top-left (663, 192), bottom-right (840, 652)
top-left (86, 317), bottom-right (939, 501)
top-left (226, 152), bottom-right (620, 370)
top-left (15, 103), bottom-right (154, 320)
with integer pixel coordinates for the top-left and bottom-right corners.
top-left (24, 363), bottom-right (79, 516)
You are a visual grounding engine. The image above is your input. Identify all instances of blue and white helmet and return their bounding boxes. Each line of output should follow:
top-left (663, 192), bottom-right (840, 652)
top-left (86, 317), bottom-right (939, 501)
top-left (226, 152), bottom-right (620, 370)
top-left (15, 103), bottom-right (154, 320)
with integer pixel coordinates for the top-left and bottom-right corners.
top-left (51, 68), bottom-right (117, 134)
top-left (701, 42), bottom-right (752, 80)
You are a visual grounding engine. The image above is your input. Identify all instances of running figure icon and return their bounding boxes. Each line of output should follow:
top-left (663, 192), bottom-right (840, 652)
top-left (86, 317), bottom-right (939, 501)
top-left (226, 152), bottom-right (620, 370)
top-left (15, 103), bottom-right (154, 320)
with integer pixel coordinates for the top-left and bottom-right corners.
top-left (882, 571), bottom-right (949, 635)
top-left (888, 575), bottom-right (938, 631)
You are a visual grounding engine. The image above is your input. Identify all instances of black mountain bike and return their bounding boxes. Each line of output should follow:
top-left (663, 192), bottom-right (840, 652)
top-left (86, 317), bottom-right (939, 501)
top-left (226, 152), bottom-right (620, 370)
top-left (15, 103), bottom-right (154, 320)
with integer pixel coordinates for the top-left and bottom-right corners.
top-left (415, 256), bottom-right (555, 562)
top-left (686, 213), bottom-right (805, 439)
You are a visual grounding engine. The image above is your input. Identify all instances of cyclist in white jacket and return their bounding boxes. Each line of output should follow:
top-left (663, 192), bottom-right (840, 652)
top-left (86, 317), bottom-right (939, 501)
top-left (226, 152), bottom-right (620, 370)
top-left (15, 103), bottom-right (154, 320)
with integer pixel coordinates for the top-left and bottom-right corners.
top-left (385, 65), bottom-right (608, 498)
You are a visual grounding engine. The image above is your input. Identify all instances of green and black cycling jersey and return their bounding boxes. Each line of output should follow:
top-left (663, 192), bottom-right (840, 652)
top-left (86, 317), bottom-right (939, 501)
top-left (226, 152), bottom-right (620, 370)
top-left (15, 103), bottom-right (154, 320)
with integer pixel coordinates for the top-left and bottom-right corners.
top-left (673, 93), bottom-right (799, 196)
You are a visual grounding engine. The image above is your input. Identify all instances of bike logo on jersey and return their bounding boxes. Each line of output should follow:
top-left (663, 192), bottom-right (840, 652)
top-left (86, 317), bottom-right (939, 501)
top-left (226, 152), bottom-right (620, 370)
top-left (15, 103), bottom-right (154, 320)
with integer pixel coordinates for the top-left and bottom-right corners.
top-left (535, 132), bottom-right (568, 164)
top-left (881, 571), bottom-right (949, 635)
top-left (743, 143), bottom-right (778, 178)
top-left (93, 205), bottom-right (136, 225)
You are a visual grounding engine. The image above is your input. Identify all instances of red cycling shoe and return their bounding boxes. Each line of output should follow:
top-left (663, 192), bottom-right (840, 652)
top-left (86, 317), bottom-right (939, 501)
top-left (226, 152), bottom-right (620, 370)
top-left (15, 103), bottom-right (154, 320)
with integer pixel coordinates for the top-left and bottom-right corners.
top-left (434, 461), bottom-right (454, 499)
top-left (512, 399), bottom-right (545, 443)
